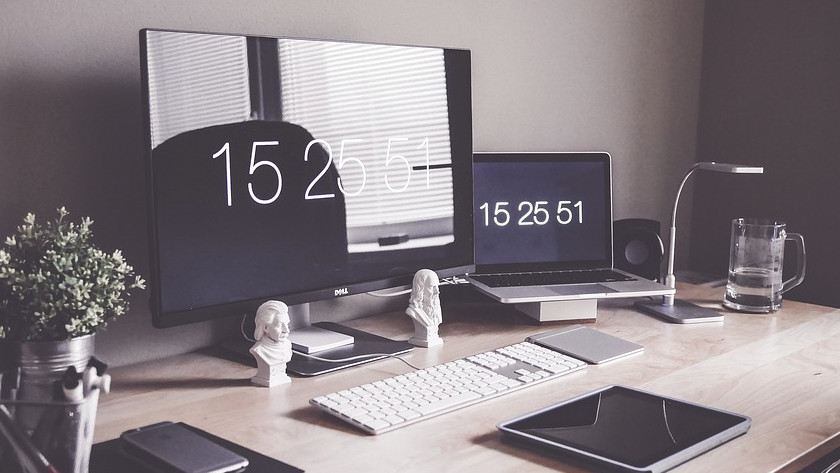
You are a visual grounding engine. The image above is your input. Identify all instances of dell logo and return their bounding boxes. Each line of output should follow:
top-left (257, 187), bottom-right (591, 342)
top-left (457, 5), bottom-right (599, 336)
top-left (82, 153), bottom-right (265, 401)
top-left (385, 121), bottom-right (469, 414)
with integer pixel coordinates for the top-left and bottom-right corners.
top-left (334, 287), bottom-right (349, 297)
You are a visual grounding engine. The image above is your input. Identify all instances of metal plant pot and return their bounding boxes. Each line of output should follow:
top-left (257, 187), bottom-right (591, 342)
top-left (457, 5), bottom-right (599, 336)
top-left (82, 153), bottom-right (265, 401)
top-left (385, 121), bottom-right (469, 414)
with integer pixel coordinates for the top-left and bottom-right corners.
top-left (4, 333), bottom-right (95, 433)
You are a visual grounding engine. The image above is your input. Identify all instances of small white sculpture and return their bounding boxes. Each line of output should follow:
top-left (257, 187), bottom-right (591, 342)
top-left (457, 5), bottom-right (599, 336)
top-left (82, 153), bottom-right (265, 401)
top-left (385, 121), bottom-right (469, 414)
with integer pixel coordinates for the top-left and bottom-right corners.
top-left (406, 269), bottom-right (443, 347)
top-left (249, 300), bottom-right (292, 387)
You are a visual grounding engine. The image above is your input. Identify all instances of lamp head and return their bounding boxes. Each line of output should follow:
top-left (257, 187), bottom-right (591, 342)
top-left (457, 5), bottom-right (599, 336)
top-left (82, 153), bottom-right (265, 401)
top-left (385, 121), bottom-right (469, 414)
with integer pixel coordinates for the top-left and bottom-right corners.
top-left (696, 162), bottom-right (764, 174)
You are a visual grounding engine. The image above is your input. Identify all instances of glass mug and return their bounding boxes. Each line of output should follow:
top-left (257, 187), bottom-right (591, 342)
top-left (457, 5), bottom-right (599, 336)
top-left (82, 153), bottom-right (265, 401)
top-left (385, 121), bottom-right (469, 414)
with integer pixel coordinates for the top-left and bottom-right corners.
top-left (723, 218), bottom-right (805, 313)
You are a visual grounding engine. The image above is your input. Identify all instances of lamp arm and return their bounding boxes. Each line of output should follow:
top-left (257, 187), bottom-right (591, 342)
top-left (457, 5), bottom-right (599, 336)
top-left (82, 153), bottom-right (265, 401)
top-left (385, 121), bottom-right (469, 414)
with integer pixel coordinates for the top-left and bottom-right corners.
top-left (662, 162), bottom-right (703, 305)
top-left (666, 162), bottom-right (701, 279)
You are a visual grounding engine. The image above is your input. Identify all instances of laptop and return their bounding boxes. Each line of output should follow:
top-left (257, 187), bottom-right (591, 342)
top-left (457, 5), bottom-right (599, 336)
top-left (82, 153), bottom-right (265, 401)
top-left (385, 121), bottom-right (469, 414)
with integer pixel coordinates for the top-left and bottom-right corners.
top-left (465, 152), bottom-right (674, 304)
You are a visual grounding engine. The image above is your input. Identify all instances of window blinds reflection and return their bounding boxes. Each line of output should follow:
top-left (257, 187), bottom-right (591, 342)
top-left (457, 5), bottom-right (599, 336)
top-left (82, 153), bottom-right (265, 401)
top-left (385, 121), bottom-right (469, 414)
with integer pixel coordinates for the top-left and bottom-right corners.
top-left (278, 39), bottom-right (455, 243)
top-left (145, 31), bottom-right (456, 250)
top-left (146, 32), bottom-right (252, 149)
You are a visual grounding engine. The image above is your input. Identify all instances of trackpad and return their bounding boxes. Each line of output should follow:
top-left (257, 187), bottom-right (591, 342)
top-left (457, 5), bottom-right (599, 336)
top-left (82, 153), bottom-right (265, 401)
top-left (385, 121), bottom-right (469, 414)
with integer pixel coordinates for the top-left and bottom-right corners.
top-left (527, 325), bottom-right (643, 364)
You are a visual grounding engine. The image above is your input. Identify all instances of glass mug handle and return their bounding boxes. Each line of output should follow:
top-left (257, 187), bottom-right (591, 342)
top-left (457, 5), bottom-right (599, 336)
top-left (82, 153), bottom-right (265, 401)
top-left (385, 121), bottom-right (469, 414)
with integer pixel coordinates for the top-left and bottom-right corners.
top-left (781, 232), bottom-right (806, 294)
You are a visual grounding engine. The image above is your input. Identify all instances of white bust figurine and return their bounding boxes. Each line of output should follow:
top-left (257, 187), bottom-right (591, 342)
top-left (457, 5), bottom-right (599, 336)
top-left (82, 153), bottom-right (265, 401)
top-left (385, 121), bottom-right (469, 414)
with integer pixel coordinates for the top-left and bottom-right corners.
top-left (406, 269), bottom-right (443, 347)
top-left (249, 300), bottom-right (292, 387)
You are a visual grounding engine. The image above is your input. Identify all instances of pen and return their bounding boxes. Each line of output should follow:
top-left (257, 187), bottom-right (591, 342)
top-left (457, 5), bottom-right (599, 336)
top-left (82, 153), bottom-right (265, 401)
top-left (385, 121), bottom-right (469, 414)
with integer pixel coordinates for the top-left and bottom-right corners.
top-left (61, 367), bottom-right (84, 403)
top-left (87, 356), bottom-right (108, 376)
top-left (4, 367), bottom-right (21, 418)
top-left (0, 404), bottom-right (62, 473)
top-left (82, 357), bottom-right (110, 395)
top-left (10, 367), bottom-right (20, 399)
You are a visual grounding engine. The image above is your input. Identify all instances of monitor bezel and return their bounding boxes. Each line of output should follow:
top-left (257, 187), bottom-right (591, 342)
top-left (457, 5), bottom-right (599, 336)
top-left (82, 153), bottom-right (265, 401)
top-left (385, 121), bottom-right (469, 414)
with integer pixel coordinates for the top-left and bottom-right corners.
top-left (139, 28), bottom-right (475, 328)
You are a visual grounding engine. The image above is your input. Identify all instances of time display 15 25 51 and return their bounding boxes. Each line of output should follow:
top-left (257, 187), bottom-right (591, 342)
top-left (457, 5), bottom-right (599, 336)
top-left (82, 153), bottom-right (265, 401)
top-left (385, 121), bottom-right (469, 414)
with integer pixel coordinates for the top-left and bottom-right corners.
top-left (212, 137), bottom-right (435, 207)
top-left (478, 200), bottom-right (583, 227)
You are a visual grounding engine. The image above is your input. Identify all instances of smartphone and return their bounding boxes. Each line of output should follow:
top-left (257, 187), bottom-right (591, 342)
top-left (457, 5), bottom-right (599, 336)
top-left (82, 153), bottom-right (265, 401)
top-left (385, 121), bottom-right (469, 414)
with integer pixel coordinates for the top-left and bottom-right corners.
top-left (120, 422), bottom-right (249, 473)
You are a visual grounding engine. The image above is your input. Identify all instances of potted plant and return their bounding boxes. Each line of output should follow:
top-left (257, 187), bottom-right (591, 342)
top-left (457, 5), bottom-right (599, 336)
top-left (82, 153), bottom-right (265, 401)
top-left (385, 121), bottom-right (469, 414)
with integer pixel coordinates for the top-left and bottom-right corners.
top-left (0, 207), bottom-right (145, 378)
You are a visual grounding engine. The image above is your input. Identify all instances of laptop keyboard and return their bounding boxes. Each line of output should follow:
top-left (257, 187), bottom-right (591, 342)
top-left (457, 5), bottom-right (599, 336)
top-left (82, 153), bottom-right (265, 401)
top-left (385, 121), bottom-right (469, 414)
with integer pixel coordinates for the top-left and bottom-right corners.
top-left (470, 269), bottom-right (634, 288)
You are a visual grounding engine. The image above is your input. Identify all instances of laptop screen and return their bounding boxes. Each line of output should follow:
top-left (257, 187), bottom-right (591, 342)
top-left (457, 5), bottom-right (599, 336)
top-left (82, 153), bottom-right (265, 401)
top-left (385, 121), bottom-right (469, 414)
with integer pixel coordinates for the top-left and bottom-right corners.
top-left (472, 152), bottom-right (612, 273)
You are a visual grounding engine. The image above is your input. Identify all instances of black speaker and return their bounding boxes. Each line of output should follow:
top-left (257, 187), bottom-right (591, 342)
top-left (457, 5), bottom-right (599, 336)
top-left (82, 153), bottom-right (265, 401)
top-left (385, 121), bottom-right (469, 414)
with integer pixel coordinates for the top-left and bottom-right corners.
top-left (613, 218), bottom-right (664, 282)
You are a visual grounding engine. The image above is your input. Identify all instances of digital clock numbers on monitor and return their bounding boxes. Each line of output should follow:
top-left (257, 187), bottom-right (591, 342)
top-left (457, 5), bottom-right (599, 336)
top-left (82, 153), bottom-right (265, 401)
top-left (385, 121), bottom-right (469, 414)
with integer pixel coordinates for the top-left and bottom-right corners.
top-left (212, 137), bottom-right (437, 207)
top-left (478, 200), bottom-right (583, 227)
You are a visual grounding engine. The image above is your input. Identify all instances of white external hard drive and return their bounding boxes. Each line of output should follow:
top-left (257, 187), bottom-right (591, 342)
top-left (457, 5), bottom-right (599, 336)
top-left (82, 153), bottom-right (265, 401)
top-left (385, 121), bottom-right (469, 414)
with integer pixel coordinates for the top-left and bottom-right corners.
top-left (288, 325), bottom-right (355, 354)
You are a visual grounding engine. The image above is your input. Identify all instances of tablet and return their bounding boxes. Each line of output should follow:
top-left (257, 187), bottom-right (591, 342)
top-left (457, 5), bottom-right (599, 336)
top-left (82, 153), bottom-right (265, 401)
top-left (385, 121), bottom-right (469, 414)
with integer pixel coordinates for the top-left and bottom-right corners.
top-left (497, 385), bottom-right (751, 473)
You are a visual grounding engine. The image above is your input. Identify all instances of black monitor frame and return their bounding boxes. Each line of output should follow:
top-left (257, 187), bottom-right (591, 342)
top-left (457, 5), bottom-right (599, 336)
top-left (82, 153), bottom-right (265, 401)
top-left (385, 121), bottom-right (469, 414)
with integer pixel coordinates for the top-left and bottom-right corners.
top-left (140, 28), bottom-right (474, 328)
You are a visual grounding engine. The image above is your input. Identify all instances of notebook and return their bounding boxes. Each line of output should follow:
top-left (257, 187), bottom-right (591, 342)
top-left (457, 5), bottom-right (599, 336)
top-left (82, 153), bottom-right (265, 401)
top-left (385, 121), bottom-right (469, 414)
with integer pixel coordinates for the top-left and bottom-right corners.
top-left (465, 152), bottom-right (673, 304)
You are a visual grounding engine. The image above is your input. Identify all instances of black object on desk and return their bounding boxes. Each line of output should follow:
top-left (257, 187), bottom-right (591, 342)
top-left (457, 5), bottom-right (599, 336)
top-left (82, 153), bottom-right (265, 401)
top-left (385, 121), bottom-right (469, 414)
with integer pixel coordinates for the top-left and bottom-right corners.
top-left (498, 385), bottom-right (751, 473)
top-left (120, 422), bottom-right (249, 473)
top-left (287, 322), bottom-right (413, 376)
top-left (91, 422), bottom-right (304, 473)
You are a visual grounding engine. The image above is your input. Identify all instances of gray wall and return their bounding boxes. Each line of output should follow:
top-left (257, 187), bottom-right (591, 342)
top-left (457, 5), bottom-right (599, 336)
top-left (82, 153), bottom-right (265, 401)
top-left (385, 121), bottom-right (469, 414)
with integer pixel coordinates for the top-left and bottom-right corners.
top-left (690, 1), bottom-right (840, 308)
top-left (0, 1), bottom-right (705, 366)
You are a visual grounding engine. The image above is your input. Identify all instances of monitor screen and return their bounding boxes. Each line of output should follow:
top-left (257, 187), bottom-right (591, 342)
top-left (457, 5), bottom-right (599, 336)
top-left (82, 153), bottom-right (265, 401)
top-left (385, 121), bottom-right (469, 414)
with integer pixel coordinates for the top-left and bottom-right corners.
top-left (472, 152), bottom-right (611, 272)
top-left (140, 29), bottom-right (474, 327)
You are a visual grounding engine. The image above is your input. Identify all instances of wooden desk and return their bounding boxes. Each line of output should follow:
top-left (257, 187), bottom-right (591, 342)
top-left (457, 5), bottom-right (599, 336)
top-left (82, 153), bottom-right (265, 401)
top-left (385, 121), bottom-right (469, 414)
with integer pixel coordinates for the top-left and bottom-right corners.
top-left (94, 284), bottom-right (840, 472)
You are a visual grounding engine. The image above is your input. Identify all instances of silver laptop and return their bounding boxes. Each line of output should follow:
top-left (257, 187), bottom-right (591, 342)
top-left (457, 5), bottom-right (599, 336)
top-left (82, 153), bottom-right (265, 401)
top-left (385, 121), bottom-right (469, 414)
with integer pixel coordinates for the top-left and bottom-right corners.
top-left (466, 152), bottom-right (674, 304)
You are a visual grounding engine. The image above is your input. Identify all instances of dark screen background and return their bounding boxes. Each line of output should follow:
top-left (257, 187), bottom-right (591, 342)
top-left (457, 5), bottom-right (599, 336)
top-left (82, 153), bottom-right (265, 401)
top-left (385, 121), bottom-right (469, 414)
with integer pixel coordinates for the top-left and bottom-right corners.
top-left (473, 157), bottom-right (609, 267)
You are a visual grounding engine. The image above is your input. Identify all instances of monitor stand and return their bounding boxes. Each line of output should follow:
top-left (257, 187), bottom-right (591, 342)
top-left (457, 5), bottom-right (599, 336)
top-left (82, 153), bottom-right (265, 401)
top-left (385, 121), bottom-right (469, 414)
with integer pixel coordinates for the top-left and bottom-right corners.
top-left (220, 303), bottom-right (414, 377)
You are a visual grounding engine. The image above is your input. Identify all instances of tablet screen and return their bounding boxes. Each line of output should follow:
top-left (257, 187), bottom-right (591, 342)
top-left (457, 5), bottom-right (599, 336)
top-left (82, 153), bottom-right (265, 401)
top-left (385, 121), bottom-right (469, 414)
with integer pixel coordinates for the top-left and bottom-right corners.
top-left (498, 385), bottom-right (750, 471)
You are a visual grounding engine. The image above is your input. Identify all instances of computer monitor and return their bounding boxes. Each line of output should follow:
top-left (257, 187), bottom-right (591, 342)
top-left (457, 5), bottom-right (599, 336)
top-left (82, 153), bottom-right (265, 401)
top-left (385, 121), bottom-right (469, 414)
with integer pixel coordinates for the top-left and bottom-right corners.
top-left (139, 29), bottom-right (474, 331)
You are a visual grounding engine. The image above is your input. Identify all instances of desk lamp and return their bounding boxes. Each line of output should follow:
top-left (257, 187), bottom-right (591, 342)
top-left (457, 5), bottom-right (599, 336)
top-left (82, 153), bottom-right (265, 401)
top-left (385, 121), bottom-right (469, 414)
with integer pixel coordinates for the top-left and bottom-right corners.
top-left (634, 161), bottom-right (764, 323)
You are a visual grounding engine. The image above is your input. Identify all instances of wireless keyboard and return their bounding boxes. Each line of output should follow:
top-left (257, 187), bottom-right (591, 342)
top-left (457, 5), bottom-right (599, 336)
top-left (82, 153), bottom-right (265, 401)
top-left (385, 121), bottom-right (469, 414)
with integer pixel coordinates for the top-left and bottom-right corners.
top-left (310, 341), bottom-right (587, 434)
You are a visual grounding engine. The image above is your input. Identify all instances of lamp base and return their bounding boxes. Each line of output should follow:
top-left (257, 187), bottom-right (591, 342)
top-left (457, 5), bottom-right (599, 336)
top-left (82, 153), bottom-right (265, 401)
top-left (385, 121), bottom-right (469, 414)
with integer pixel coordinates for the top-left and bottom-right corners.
top-left (634, 298), bottom-right (724, 324)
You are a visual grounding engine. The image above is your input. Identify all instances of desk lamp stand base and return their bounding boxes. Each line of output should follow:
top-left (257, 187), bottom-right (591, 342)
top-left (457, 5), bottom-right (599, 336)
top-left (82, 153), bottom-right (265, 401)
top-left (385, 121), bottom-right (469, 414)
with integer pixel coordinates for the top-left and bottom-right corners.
top-left (634, 298), bottom-right (724, 324)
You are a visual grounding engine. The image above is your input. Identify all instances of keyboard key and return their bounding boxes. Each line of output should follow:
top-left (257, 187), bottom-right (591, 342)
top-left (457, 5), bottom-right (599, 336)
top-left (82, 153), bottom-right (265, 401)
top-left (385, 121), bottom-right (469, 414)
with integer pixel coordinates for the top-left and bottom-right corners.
top-left (414, 391), bottom-right (483, 416)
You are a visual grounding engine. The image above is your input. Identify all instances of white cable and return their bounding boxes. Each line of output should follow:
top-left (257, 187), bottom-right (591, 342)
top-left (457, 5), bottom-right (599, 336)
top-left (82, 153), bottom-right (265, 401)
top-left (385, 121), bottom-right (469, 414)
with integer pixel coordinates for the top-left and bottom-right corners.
top-left (293, 350), bottom-right (421, 371)
top-left (366, 286), bottom-right (412, 297)
top-left (240, 313), bottom-right (255, 342)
